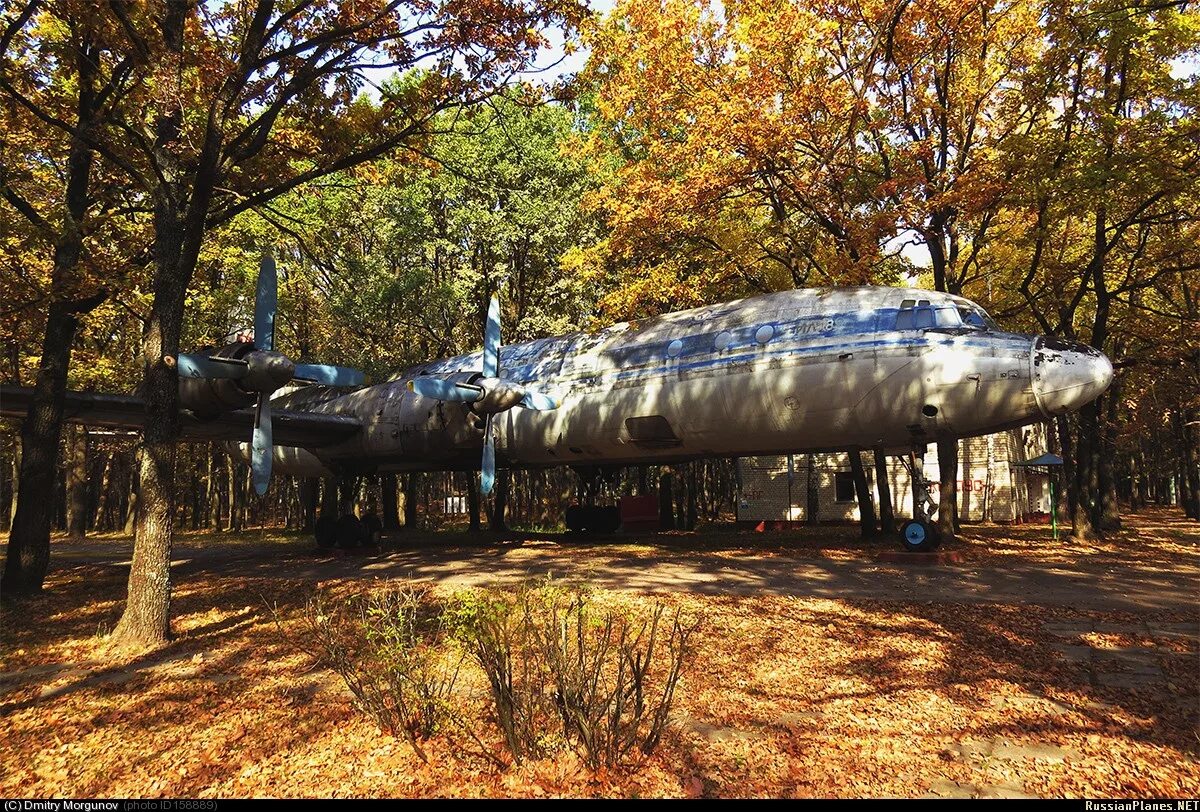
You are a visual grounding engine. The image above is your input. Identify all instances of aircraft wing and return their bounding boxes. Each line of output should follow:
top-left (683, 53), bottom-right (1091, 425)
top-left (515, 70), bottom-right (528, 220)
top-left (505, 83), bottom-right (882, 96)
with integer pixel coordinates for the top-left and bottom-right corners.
top-left (0, 385), bottom-right (361, 447)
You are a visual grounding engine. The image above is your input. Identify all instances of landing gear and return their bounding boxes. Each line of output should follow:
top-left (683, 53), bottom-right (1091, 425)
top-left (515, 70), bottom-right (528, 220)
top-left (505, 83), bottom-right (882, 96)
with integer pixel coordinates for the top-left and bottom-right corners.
top-left (565, 465), bottom-right (623, 534)
top-left (898, 448), bottom-right (942, 552)
top-left (899, 518), bottom-right (939, 552)
top-left (565, 505), bottom-right (621, 534)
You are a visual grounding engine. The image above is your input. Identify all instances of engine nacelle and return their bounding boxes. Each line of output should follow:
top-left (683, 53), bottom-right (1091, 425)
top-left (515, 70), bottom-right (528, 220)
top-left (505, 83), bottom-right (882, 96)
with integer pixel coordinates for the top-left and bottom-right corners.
top-left (178, 342), bottom-right (256, 418)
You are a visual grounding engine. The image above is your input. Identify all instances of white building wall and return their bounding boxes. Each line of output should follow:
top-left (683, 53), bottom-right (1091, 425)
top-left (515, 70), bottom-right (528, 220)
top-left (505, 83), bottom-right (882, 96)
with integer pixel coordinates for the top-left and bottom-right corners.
top-left (737, 424), bottom-right (1053, 524)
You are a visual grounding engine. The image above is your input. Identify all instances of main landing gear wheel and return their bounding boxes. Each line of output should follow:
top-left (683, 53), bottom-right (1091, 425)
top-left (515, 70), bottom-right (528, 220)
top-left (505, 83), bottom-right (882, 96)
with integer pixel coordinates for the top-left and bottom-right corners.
top-left (565, 505), bottom-right (621, 534)
top-left (899, 519), bottom-right (940, 552)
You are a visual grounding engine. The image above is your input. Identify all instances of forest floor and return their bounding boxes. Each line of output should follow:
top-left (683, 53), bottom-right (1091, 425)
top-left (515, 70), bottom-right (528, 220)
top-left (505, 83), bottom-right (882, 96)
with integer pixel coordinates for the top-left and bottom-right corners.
top-left (1, 508), bottom-right (1196, 798)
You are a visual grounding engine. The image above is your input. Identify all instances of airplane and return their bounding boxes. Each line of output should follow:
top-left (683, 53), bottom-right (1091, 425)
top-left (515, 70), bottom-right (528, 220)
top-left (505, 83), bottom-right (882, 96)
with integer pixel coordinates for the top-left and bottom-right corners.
top-left (0, 256), bottom-right (1114, 552)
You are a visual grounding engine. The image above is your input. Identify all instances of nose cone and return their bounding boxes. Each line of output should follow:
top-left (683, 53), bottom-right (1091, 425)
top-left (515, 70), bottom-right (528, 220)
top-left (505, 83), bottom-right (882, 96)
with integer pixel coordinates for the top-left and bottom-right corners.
top-left (1031, 337), bottom-right (1114, 417)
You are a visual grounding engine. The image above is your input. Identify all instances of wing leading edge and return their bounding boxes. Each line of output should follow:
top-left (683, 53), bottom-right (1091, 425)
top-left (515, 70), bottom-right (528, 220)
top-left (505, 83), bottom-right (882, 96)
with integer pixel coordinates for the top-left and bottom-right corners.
top-left (0, 385), bottom-right (361, 448)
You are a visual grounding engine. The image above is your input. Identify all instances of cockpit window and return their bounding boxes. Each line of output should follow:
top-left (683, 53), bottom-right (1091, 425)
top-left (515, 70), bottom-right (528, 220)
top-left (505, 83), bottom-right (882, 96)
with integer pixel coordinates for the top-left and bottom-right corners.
top-left (895, 299), bottom-right (956, 330)
top-left (896, 299), bottom-right (998, 332)
top-left (957, 306), bottom-right (998, 331)
top-left (933, 307), bottom-right (961, 328)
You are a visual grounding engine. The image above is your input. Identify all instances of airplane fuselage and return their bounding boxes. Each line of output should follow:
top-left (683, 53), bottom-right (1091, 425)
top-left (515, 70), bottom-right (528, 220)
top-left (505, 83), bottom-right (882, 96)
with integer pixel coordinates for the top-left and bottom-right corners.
top-left (261, 286), bottom-right (1113, 478)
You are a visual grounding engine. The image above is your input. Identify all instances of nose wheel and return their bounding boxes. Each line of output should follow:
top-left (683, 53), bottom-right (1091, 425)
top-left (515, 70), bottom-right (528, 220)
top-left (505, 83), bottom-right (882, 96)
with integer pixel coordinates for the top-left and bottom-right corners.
top-left (899, 518), bottom-right (940, 552)
top-left (897, 448), bottom-right (942, 552)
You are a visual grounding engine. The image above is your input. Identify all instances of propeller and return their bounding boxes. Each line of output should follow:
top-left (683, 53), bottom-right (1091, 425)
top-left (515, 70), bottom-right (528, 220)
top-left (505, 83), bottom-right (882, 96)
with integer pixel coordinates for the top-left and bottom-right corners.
top-left (406, 294), bottom-right (559, 495)
top-left (177, 253), bottom-right (365, 495)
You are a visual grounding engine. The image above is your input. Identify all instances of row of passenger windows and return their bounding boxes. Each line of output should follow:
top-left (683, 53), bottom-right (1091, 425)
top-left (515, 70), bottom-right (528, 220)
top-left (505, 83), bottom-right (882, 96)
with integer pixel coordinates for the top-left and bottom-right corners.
top-left (660, 301), bottom-right (997, 358)
top-left (666, 324), bottom-right (776, 357)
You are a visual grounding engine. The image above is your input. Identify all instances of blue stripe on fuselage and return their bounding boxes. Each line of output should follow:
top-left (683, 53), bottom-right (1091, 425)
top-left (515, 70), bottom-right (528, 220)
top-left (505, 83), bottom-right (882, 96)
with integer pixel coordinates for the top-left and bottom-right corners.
top-left (415, 308), bottom-right (1031, 389)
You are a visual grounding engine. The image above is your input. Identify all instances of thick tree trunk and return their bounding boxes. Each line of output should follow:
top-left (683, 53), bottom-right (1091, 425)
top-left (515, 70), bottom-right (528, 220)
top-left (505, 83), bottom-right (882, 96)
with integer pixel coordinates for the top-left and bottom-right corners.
top-left (936, 438), bottom-right (958, 541)
top-left (4, 301), bottom-right (90, 594)
top-left (2, 38), bottom-right (100, 595)
top-left (849, 450), bottom-right (877, 538)
top-left (874, 451), bottom-right (896, 535)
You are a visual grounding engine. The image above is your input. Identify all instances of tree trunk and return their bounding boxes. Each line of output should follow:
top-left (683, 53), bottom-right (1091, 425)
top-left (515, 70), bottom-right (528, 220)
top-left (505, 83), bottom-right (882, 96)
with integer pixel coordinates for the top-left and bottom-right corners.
top-left (874, 451), bottom-right (896, 535)
top-left (123, 450), bottom-right (140, 535)
top-left (381, 474), bottom-right (400, 530)
top-left (658, 471), bottom-right (674, 529)
top-left (66, 425), bottom-right (89, 538)
top-left (404, 473), bottom-right (419, 529)
top-left (1071, 400), bottom-right (1102, 541)
top-left (2, 38), bottom-right (101, 595)
top-left (849, 450), bottom-right (877, 538)
top-left (467, 475), bottom-right (481, 531)
top-left (936, 438), bottom-right (958, 541)
top-left (227, 453), bottom-right (243, 532)
top-left (92, 451), bottom-right (114, 531)
top-left (4, 301), bottom-right (91, 594)
top-left (489, 470), bottom-right (509, 532)
top-left (8, 441), bottom-right (18, 530)
top-left (806, 455), bottom-right (819, 525)
top-left (685, 463), bottom-right (698, 530)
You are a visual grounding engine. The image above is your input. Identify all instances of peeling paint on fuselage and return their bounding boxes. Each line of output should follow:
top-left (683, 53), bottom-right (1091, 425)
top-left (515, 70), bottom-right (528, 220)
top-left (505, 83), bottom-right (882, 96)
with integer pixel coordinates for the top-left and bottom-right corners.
top-left (268, 286), bottom-right (1062, 477)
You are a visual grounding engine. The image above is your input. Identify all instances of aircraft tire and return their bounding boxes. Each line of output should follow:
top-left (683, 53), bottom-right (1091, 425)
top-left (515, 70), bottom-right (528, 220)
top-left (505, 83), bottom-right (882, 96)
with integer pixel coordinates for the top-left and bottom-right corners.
top-left (899, 519), bottom-right (940, 552)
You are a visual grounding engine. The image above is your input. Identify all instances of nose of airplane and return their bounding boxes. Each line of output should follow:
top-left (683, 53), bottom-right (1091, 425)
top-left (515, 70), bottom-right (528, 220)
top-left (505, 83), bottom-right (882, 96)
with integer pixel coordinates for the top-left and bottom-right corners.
top-left (1031, 336), bottom-right (1114, 417)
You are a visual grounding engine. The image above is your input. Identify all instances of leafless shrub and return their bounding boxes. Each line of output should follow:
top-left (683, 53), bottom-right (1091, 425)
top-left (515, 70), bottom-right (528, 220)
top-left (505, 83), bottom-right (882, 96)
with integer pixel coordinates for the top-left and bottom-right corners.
top-left (288, 584), bottom-right (459, 762)
top-left (538, 593), bottom-right (695, 769)
top-left (449, 581), bottom-right (697, 767)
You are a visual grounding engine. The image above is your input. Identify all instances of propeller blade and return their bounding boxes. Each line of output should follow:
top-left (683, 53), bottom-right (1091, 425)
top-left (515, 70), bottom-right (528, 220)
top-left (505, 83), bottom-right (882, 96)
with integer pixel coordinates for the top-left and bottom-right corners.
top-left (251, 394), bottom-right (272, 496)
top-left (254, 254), bottom-right (277, 352)
top-left (176, 354), bottom-right (248, 379)
top-left (480, 414), bottom-right (495, 496)
top-left (407, 378), bottom-right (482, 402)
top-left (293, 364), bottom-right (365, 388)
top-left (519, 389), bottom-right (559, 411)
top-left (483, 295), bottom-right (500, 378)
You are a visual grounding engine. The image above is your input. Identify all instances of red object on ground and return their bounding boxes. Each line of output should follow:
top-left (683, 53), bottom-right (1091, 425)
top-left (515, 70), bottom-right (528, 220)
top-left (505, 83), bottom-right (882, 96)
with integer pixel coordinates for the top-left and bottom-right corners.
top-left (876, 550), bottom-right (965, 565)
top-left (620, 495), bottom-right (660, 530)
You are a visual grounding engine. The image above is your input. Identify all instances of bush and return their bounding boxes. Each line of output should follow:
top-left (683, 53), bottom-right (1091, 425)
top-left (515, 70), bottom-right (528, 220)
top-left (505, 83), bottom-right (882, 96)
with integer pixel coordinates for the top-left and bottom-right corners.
top-left (286, 579), bottom-right (697, 771)
top-left (450, 581), bottom-right (697, 768)
top-left (293, 585), bottom-right (459, 762)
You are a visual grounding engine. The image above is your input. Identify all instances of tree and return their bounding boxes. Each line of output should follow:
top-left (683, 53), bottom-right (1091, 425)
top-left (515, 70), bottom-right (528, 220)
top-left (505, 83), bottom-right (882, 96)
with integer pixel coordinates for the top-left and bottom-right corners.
top-left (1, 0), bottom-right (583, 642)
top-left (1, 3), bottom-right (146, 594)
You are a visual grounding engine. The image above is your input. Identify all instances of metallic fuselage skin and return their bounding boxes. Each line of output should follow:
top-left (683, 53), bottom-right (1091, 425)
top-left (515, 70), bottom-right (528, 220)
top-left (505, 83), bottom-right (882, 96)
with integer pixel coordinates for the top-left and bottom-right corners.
top-left (263, 287), bottom-right (1112, 477)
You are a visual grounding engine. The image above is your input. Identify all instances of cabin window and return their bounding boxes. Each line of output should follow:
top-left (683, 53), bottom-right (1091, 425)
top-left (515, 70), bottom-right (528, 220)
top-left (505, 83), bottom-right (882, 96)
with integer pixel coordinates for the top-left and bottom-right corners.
top-left (714, 331), bottom-right (733, 351)
top-left (666, 339), bottom-right (683, 358)
top-left (754, 324), bottom-right (775, 344)
top-left (835, 471), bottom-right (857, 503)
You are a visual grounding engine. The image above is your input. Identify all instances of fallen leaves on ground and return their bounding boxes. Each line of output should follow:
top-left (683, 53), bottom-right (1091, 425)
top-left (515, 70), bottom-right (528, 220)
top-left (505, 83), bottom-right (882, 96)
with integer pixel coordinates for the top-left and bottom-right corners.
top-left (0, 512), bottom-right (1195, 798)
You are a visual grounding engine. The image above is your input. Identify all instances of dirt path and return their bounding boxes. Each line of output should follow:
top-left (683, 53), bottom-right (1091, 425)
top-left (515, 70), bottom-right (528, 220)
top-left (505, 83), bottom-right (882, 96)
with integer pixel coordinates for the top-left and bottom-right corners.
top-left (49, 517), bottom-right (1199, 614)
